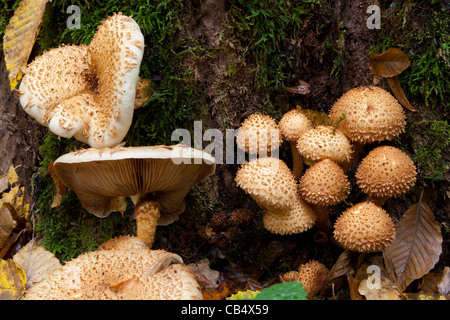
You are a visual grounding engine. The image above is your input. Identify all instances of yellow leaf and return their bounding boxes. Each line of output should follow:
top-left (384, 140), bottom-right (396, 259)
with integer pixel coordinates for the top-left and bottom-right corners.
top-left (0, 259), bottom-right (27, 300)
top-left (6, 165), bottom-right (19, 186)
top-left (0, 204), bottom-right (17, 250)
top-left (296, 105), bottom-right (330, 127)
top-left (3, 0), bottom-right (49, 90)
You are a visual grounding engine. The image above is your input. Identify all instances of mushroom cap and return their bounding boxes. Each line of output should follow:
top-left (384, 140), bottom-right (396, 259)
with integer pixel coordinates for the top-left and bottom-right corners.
top-left (296, 126), bottom-right (353, 164)
top-left (278, 109), bottom-right (312, 142)
top-left (333, 202), bottom-right (396, 253)
top-left (263, 195), bottom-right (316, 235)
top-left (329, 86), bottom-right (406, 144)
top-left (356, 146), bottom-right (417, 198)
top-left (98, 235), bottom-right (148, 251)
top-left (298, 159), bottom-right (350, 207)
top-left (19, 13), bottom-right (145, 148)
top-left (235, 157), bottom-right (298, 211)
top-left (297, 260), bottom-right (329, 297)
top-left (236, 113), bottom-right (282, 154)
top-left (53, 145), bottom-right (216, 225)
top-left (23, 238), bottom-right (202, 300)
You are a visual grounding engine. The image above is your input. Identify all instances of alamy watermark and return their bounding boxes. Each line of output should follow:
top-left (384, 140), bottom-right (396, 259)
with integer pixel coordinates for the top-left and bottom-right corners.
top-left (367, 5), bottom-right (381, 29)
top-left (66, 5), bottom-right (81, 30)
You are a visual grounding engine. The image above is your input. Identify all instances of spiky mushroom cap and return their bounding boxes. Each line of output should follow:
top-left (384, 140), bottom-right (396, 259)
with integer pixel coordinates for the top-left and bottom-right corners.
top-left (356, 146), bottom-right (417, 199)
top-left (263, 195), bottom-right (316, 235)
top-left (280, 260), bottom-right (329, 298)
top-left (235, 157), bottom-right (298, 211)
top-left (298, 159), bottom-right (350, 207)
top-left (278, 109), bottom-right (312, 142)
top-left (333, 202), bottom-right (396, 253)
top-left (22, 236), bottom-right (202, 300)
top-left (296, 126), bottom-right (353, 164)
top-left (329, 86), bottom-right (406, 144)
top-left (53, 144), bottom-right (216, 225)
top-left (236, 113), bottom-right (282, 155)
top-left (18, 13), bottom-right (145, 148)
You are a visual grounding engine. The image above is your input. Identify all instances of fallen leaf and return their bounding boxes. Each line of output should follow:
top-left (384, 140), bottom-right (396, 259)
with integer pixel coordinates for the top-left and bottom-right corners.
top-left (285, 80), bottom-right (311, 95)
top-left (0, 204), bottom-right (17, 250)
top-left (358, 277), bottom-right (404, 300)
top-left (368, 48), bottom-right (410, 78)
top-left (134, 79), bottom-right (152, 109)
top-left (296, 105), bottom-right (329, 127)
top-left (347, 274), bottom-right (364, 300)
top-left (0, 259), bottom-right (27, 300)
top-left (437, 267), bottom-right (450, 296)
top-left (13, 239), bottom-right (62, 288)
top-left (6, 165), bottom-right (19, 186)
top-left (188, 259), bottom-right (220, 289)
top-left (3, 0), bottom-right (49, 90)
top-left (387, 76), bottom-right (417, 111)
top-left (0, 175), bottom-right (8, 194)
top-left (383, 201), bottom-right (443, 292)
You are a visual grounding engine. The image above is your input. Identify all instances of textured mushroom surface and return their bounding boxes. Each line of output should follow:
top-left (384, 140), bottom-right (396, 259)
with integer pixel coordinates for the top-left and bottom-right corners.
top-left (298, 159), bottom-right (350, 207)
top-left (53, 145), bottom-right (216, 224)
top-left (329, 86), bottom-right (406, 143)
top-left (236, 113), bottom-right (282, 155)
top-left (278, 109), bottom-right (312, 142)
top-left (263, 195), bottom-right (316, 235)
top-left (333, 202), bottom-right (396, 252)
top-left (281, 260), bottom-right (329, 297)
top-left (235, 157), bottom-right (298, 211)
top-left (356, 146), bottom-right (417, 198)
top-left (19, 13), bottom-right (144, 148)
top-left (296, 126), bottom-right (353, 164)
top-left (23, 240), bottom-right (202, 300)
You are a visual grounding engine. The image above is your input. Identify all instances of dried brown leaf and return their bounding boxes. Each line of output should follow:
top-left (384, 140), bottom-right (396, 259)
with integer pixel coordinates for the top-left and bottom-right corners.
top-left (387, 76), bottom-right (417, 111)
top-left (383, 201), bottom-right (443, 292)
top-left (0, 204), bottom-right (17, 250)
top-left (368, 48), bottom-right (410, 78)
top-left (48, 161), bottom-right (68, 208)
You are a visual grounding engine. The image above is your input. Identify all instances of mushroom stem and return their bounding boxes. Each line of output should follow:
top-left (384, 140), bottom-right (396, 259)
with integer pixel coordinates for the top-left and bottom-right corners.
top-left (290, 141), bottom-right (304, 180)
top-left (134, 199), bottom-right (161, 248)
top-left (313, 205), bottom-right (332, 234)
top-left (364, 195), bottom-right (390, 207)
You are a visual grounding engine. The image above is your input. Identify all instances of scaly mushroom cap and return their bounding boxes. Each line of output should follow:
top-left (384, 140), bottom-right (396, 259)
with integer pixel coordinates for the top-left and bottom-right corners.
top-left (23, 237), bottom-right (202, 300)
top-left (263, 195), bottom-right (316, 235)
top-left (296, 126), bottom-right (353, 164)
top-left (236, 113), bottom-right (282, 154)
top-left (98, 235), bottom-right (147, 251)
top-left (329, 86), bottom-right (406, 143)
top-left (280, 260), bottom-right (329, 297)
top-left (298, 159), bottom-right (350, 207)
top-left (333, 202), bottom-right (396, 253)
top-left (235, 157), bottom-right (297, 211)
top-left (278, 109), bottom-right (312, 142)
top-left (356, 146), bottom-right (417, 198)
top-left (19, 13), bottom-right (145, 148)
top-left (53, 145), bottom-right (216, 225)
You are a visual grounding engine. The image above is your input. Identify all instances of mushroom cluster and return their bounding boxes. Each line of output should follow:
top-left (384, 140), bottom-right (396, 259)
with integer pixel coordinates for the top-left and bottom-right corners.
top-left (23, 236), bottom-right (203, 300)
top-left (280, 260), bottom-right (329, 298)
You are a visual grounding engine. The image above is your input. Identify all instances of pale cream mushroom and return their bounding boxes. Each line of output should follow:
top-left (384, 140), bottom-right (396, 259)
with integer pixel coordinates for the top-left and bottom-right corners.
top-left (329, 86), bottom-right (406, 145)
top-left (18, 13), bottom-right (145, 148)
top-left (298, 159), bottom-right (350, 239)
top-left (236, 113), bottom-right (282, 156)
top-left (23, 236), bottom-right (203, 300)
top-left (278, 109), bottom-right (312, 180)
top-left (53, 145), bottom-right (216, 247)
top-left (333, 202), bottom-right (396, 253)
top-left (355, 146), bottom-right (417, 206)
top-left (296, 126), bottom-right (353, 168)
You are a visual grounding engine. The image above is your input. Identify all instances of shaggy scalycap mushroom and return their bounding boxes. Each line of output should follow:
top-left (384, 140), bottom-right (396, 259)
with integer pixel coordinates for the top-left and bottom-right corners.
top-left (280, 260), bottom-right (329, 298)
top-left (53, 145), bottom-right (216, 247)
top-left (296, 126), bottom-right (353, 165)
top-left (356, 146), bottom-right (417, 204)
top-left (333, 202), bottom-right (396, 253)
top-left (236, 113), bottom-right (282, 155)
top-left (18, 13), bottom-right (145, 148)
top-left (235, 157), bottom-right (298, 211)
top-left (23, 236), bottom-right (202, 300)
top-left (263, 195), bottom-right (316, 235)
top-left (278, 109), bottom-right (312, 179)
top-left (329, 86), bottom-right (406, 144)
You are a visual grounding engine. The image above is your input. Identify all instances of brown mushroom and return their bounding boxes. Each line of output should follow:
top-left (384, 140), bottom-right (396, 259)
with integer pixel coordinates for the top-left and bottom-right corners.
top-left (52, 145), bottom-right (216, 247)
top-left (280, 260), bottom-right (329, 298)
top-left (333, 202), bottom-right (396, 253)
top-left (22, 236), bottom-right (202, 300)
top-left (296, 126), bottom-right (353, 167)
top-left (329, 86), bottom-right (406, 145)
top-left (18, 13), bottom-right (145, 148)
top-left (355, 146), bottom-right (417, 206)
top-left (236, 113), bottom-right (282, 156)
top-left (298, 159), bottom-right (350, 238)
top-left (278, 109), bottom-right (312, 179)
